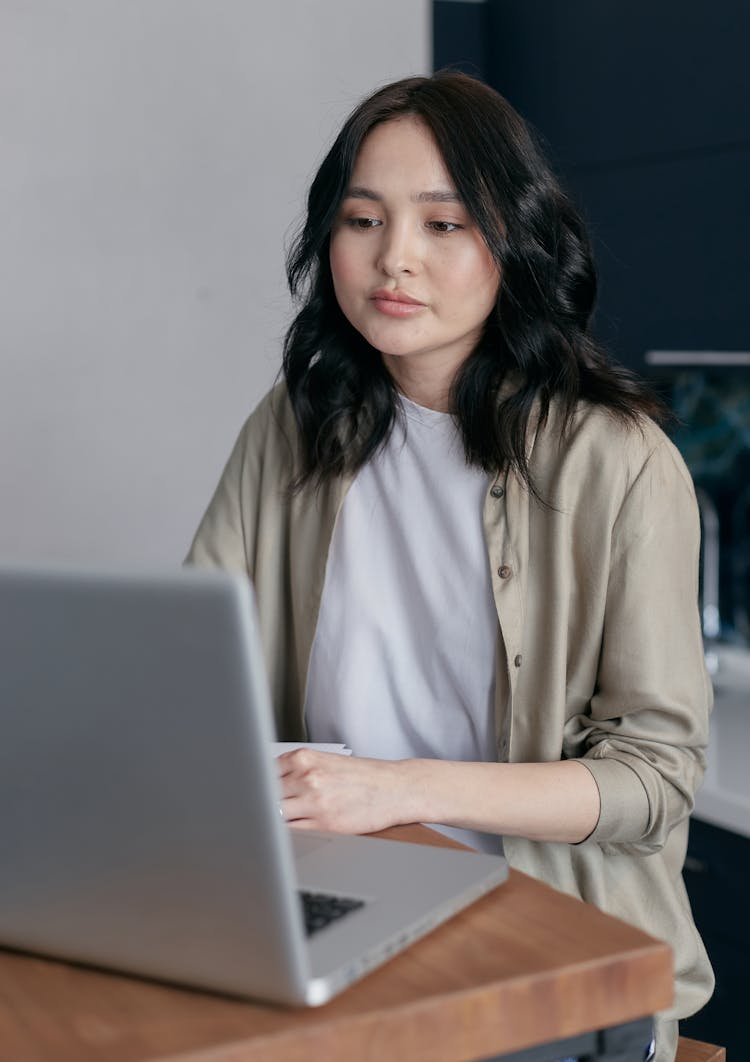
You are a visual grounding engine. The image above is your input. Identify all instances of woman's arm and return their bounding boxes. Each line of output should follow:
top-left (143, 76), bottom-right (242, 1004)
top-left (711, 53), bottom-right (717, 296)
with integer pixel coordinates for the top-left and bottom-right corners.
top-left (563, 438), bottom-right (712, 853)
top-left (277, 750), bottom-right (600, 844)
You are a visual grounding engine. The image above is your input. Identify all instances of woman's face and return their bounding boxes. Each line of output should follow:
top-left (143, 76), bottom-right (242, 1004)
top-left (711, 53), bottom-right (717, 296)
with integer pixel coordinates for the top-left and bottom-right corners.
top-left (329, 116), bottom-right (500, 384)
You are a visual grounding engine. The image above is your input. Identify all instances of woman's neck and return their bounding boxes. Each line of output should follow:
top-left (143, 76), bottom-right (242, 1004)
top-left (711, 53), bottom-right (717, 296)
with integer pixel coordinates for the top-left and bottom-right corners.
top-left (382, 354), bottom-right (457, 413)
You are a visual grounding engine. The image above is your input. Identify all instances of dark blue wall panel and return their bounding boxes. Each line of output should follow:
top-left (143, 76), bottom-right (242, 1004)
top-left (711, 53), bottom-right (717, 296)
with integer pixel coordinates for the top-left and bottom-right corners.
top-left (433, 0), bottom-right (750, 371)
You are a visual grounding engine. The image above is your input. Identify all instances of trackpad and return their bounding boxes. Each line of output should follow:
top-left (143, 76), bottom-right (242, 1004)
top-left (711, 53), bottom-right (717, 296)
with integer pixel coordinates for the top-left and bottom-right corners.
top-left (291, 832), bottom-right (334, 860)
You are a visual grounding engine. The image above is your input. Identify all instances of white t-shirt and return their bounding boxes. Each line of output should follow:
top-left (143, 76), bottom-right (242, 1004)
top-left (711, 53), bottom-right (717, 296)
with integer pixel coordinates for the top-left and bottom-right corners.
top-left (304, 396), bottom-right (504, 854)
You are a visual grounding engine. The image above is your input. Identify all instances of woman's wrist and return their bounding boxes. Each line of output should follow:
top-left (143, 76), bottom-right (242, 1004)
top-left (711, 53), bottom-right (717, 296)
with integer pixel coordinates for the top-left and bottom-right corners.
top-left (391, 757), bottom-right (461, 828)
top-left (389, 758), bottom-right (601, 844)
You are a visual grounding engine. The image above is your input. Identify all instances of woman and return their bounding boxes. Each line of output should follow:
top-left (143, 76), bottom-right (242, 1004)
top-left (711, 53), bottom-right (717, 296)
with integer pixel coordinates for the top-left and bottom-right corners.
top-left (187, 72), bottom-right (713, 1060)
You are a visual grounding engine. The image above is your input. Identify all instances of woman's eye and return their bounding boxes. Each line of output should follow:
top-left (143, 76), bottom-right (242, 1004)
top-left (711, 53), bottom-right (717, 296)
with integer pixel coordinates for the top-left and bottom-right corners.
top-left (428, 220), bottom-right (462, 234)
top-left (346, 217), bottom-right (381, 230)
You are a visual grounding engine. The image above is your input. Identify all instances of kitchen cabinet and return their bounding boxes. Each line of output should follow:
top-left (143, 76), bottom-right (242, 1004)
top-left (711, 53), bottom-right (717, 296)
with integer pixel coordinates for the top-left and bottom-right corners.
top-left (681, 816), bottom-right (749, 1058)
top-left (433, 0), bottom-right (750, 371)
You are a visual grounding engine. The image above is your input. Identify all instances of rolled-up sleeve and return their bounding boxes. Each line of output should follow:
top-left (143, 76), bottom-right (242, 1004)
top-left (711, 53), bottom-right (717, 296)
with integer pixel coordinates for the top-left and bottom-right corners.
top-left (576, 440), bottom-right (713, 853)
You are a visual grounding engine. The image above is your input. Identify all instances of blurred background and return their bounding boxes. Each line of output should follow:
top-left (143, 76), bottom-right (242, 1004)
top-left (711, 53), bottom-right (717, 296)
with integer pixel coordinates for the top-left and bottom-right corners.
top-left (0, 0), bottom-right (430, 568)
top-left (1, 1), bottom-right (746, 1054)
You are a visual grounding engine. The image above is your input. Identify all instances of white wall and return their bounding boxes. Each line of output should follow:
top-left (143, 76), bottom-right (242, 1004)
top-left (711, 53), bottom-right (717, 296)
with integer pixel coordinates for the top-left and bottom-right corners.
top-left (0, 1), bottom-right (429, 566)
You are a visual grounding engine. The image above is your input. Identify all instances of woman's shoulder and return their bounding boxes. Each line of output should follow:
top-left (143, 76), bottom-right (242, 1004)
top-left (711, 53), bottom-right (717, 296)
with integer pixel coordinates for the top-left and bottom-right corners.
top-left (234, 380), bottom-right (299, 460)
top-left (240, 379), bottom-right (295, 433)
top-left (202, 381), bottom-right (300, 496)
top-left (537, 396), bottom-right (695, 502)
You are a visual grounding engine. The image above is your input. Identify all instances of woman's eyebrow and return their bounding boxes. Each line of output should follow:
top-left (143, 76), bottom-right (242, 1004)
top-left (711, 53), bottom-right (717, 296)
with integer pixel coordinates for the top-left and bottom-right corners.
top-left (343, 185), bottom-right (462, 204)
top-left (415, 190), bottom-right (462, 203)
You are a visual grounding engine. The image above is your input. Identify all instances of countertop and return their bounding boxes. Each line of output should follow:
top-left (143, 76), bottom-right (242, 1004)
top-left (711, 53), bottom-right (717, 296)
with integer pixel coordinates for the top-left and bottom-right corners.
top-left (693, 642), bottom-right (750, 838)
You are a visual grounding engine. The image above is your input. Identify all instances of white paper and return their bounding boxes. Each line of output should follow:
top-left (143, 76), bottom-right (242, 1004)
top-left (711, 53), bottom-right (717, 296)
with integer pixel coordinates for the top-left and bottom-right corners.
top-left (272, 742), bottom-right (352, 757)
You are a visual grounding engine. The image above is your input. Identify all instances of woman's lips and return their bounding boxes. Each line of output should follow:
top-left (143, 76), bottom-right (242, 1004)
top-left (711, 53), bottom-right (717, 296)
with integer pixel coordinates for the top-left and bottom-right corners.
top-left (371, 290), bottom-right (426, 318)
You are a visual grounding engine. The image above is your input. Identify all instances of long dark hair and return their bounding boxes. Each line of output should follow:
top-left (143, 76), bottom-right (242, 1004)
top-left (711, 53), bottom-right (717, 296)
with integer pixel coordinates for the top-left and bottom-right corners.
top-left (283, 71), bottom-right (664, 492)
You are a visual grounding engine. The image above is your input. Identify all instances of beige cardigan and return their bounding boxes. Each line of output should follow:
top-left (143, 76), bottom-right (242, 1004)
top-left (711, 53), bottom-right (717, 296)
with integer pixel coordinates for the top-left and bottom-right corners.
top-left (187, 383), bottom-right (714, 1059)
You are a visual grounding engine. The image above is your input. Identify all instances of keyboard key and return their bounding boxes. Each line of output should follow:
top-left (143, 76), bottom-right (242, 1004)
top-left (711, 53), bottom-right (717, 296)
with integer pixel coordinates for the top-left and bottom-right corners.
top-left (299, 890), bottom-right (365, 937)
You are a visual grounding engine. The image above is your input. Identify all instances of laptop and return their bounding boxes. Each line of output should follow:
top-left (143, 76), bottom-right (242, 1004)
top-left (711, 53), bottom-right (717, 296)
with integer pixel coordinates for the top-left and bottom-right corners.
top-left (0, 564), bottom-right (508, 1006)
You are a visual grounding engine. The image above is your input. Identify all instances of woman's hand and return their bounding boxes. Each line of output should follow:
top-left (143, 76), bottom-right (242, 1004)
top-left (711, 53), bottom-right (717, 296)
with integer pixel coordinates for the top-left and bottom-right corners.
top-left (276, 749), bottom-right (413, 834)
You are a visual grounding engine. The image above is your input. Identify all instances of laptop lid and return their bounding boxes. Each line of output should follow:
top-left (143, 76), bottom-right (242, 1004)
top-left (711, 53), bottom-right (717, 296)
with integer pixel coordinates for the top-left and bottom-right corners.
top-left (0, 565), bottom-right (314, 1002)
top-left (0, 565), bottom-right (508, 1006)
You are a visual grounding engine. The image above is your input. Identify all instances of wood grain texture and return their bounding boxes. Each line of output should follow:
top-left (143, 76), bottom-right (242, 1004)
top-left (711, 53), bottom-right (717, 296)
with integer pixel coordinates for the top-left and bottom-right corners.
top-left (0, 824), bottom-right (673, 1062)
top-left (676, 1037), bottom-right (726, 1062)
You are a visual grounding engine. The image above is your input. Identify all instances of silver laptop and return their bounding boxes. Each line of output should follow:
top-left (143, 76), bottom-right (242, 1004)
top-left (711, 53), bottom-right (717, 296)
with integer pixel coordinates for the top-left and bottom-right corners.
top-left (0, 565), bottom-right (508, 1006)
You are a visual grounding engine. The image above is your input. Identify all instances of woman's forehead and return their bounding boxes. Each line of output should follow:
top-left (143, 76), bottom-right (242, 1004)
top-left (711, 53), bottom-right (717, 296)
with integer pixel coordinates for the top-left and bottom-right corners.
top-left (348, 116), bottom-right (456, 196)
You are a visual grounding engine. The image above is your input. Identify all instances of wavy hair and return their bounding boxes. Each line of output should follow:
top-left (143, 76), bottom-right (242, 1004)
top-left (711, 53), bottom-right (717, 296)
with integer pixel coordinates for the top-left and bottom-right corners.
top-left (283, 71), bottom-right (664, 492)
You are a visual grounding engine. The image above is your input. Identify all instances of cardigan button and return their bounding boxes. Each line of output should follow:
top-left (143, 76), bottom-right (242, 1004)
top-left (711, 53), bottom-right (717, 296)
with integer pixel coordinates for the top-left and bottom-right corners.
top-left (498, 565), bottom-right (512, 579)
top-left (490, 485), bottom-right (505, 499)
top-left (514, 654), bottom-right (523, 668)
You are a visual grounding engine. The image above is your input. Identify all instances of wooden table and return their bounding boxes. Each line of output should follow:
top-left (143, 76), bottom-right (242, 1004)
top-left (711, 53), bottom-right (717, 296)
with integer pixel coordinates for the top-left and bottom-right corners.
top-left (0, 825), bottom-right (672, 1062)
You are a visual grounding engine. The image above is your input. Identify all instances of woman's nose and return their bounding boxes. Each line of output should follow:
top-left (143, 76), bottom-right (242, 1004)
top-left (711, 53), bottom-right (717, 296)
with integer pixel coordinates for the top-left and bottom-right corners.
top-left (376, 221), bottom-right (420, 276)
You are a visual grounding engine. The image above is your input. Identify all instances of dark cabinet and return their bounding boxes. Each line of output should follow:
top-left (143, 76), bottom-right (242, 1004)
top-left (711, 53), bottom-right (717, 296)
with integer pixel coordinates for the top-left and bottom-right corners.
top-left (484, 0), bottom-right (749, 169)
top-left (433, 0), bottom-right (750, 370)
top-left (570, 150), bottom-right (750, 365)
top-left (680, 816), bottom-right (749, 1057)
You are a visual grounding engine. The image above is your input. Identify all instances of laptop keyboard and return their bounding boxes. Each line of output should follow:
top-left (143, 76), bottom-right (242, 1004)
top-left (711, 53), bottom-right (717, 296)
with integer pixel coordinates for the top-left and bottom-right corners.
top-left (299, 890), bottom-right (365, 937)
